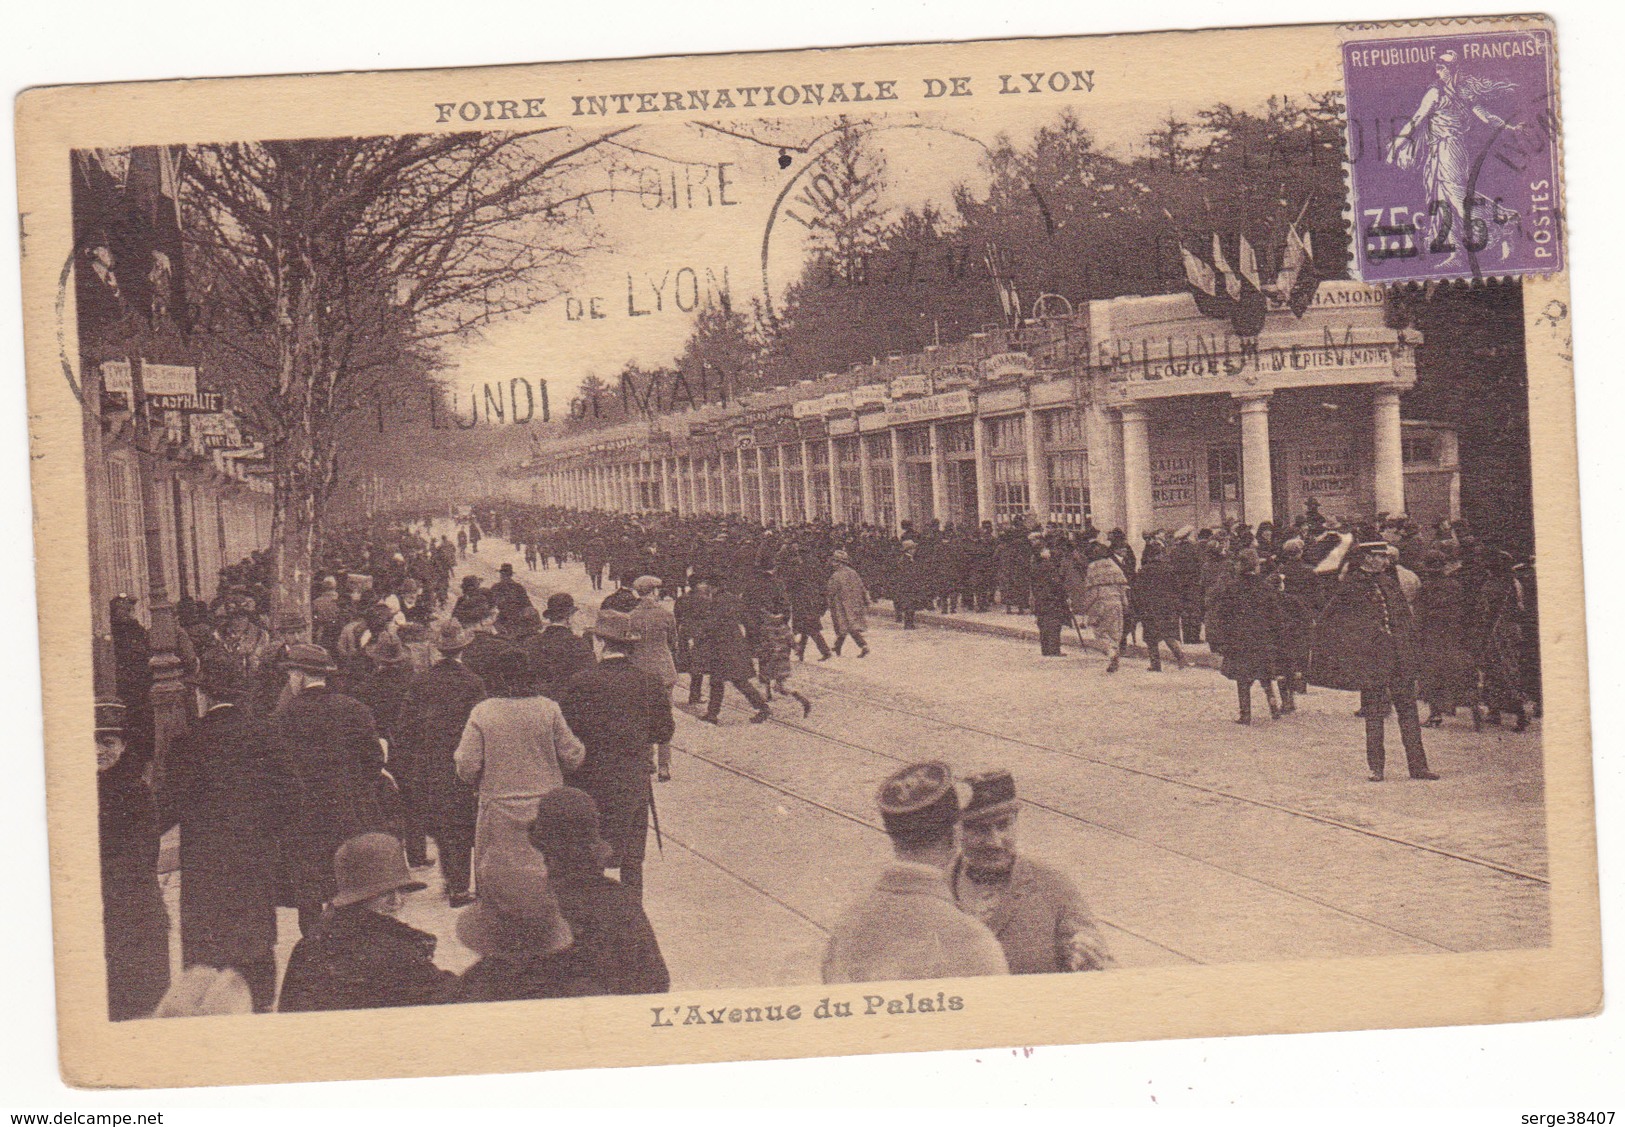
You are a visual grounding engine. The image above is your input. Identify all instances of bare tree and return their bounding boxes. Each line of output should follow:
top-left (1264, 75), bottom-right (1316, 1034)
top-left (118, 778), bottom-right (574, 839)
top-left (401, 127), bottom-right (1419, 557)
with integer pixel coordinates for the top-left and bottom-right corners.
top-left (182, 128), bottom-right (631, 626)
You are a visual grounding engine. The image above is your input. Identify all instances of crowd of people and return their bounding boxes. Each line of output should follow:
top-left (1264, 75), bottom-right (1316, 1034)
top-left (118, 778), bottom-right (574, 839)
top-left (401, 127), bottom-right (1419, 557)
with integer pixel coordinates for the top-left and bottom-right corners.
top-left (93, 498), bottom-right (1538, 1021)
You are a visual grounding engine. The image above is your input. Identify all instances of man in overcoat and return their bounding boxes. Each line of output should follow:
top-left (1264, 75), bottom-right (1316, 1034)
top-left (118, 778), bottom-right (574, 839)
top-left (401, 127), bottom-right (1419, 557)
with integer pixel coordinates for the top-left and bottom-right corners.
top-left (1310, 541), bottom-right (1442, 782)
top-left (558, 609), bottom-right (677, 898)
top-left (949, 770), bottom-right (1114, 975)
top-left (159, 652), bottom-right (284, 1011)
top-left (529, 786), bottom-right (670, 995)
top-left (532, 592), bottom-right (596, 699)
top-left (269, 643), bottom-right (388, 933)
top-left (392, 618), bottom-right (486, 907)
top-left (825, 550), bottom-right (871, 657)
top-left (96, 699), bottom-right (171, 1020)
top-left (692, 574), bottom-right (773, 723)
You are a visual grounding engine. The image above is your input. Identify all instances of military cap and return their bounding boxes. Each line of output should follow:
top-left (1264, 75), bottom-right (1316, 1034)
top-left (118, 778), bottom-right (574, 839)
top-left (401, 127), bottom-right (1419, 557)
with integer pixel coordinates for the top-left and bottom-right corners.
top-left (94, 699), bottom-right (128, 735)
top-left (280, 642), bottom-right (337, 673)
top-left (876, 760), bottom-right (962, 838)
top-left (592, 607), bottom-right (640, 643)
top-left (961, 769), bottom-right (1019, 825)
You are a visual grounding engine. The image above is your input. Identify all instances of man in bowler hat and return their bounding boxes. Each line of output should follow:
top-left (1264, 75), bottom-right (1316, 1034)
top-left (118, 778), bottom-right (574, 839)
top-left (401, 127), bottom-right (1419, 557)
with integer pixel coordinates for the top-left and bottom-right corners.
top-left (533, 592), bottom-right (596, 698)
top-left (557, 608), bottom-right (675, 899)
top-left (529, 786), bottom-right (670, 995)
top-left (392, 618), bottom-right (486, 906)
top-left (950, 770), bottom-right (1114, 975)
top-left (821, 761), bottom-right (1008, 983)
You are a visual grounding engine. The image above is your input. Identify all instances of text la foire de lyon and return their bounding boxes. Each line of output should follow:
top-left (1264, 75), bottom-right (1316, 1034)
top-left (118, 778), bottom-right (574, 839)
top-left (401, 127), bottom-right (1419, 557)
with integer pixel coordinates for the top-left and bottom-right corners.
top-left (431, 71), bottom-right (1096, 124)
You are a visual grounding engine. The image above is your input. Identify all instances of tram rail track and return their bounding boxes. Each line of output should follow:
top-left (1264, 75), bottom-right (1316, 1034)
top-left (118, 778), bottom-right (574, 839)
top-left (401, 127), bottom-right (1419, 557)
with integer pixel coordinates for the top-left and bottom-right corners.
top-left (797, 678), bottom-right (1549, 887)
top-left (679, 701), bottom-right (1469, 954)
top-left (664, 738), bottom-right (1204, 964)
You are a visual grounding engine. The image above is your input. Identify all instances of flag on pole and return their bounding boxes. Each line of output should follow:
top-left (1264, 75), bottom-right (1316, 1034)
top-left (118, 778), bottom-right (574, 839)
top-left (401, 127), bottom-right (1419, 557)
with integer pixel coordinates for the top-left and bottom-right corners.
top-left (1182, 242), bottom-right (1233, 320)
top-left (1181, 243), bottom-right (1216, 297)
top-left (1237, 234), bottom-right (1262, 292)
top-left (1284, 225), bottom-right (1320, 318)
top-left (1212, 234), bottom-right (1242, 301)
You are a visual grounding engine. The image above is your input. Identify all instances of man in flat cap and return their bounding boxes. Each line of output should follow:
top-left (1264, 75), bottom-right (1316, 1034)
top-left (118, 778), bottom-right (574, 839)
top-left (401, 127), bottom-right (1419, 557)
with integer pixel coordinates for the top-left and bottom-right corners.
top-left (821, 762), bottom-right (1009, 984)
top-left (950, 770), bottom-right (1114, 974)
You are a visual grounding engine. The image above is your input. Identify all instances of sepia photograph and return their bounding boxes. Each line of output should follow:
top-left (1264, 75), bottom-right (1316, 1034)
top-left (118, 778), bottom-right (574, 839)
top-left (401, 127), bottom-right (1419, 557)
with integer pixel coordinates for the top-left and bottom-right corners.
top-left (8, 5), bottom-right (1606, 1099)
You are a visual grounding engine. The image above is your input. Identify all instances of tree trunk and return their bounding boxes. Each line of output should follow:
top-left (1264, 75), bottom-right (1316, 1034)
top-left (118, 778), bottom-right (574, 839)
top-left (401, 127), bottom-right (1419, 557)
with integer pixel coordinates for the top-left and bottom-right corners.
top-left (270, 446), bottom-right (317, 643)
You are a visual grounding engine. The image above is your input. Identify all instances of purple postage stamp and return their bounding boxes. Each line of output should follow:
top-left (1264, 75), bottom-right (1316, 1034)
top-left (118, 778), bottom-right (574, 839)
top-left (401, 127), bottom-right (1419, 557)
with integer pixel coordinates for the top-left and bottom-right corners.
top-left (1343, 26), bottom-right (1562, 284)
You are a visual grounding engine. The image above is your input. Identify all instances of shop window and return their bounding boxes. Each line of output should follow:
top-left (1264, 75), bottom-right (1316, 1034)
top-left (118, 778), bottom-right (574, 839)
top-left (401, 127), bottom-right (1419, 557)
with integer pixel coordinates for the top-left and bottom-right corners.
top-left (836, 437), bottom-right (861, 466)
top-left (1047, 452), bottom-right (1090, 527)
top-left (1403, 430), bottom-right (1441, 465)
top-left (939, 421), bottom-right (975, 454)
top-left (871, 468), bottom-right (896, 529)
top-left (991, 456), bottom-right (1029, 520)
top-left (809, 443), bottom-right (830, 468)
top-left (899, 427), bottom-right (932, 458)
top-left (783, 444), bottom-right (802, 469)
top-left (763, 446), bottom-right (780, 469)
top-left (864, 432), bottom-right (892, 461)
top-left (1207, 446), bottom-right (1242, 504)
top-left (1041, 408), bottom-right (1083, 447)
top-left (986, 415), bottom-right (1026, 453)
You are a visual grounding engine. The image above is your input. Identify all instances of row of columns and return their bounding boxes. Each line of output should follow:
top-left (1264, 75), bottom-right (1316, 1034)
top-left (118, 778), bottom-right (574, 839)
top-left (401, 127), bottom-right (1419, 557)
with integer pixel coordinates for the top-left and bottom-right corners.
top-left (533, 382), bottom-right (1409, 536)
top-left (1114, 383), bottom-right (1408, 543)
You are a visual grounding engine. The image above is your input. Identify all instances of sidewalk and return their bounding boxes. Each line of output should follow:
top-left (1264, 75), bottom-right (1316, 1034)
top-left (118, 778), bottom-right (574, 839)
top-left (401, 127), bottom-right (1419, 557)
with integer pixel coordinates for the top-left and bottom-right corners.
top-left (900, 599), bottom-right (1224, 670)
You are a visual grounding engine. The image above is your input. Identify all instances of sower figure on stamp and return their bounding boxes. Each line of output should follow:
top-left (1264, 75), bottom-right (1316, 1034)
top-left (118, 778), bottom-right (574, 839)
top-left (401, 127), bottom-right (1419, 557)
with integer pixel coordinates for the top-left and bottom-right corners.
top-left (1310, 540), bottom-right (1441, 782)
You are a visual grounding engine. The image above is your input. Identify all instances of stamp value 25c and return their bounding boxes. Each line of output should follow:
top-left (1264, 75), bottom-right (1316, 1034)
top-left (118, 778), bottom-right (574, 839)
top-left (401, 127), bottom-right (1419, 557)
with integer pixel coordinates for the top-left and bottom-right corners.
top-left (1343, 27), bottom-right (1562, 284)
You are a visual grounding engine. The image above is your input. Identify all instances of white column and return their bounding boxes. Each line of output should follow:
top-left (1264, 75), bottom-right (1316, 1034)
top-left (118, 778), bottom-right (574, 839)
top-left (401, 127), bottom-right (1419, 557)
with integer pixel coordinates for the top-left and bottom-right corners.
top-left (754, 445), bottom-right (770, 525)
top-left (660, 458), bottom-right (673, 514)
top-left (929, 422), bottom-right (948, 524)
top-left (890, 428), bottom-right (908, 531)
top-left (1372, 385), bottom-right (1406, 517)
top-left (777, 446), bottom-right (792, 524)
top-left (857, 432), bottom-right (876, 524)
top-left (800, 439), bottom-right (815, 523)
top-left (827, 437), bottom-right (844, 522)
top-left (1024, 406), bottom-right (1048, 524)
top-left (734, 448), bottom-right (748, 517)
top-left (1236, 391), bottom-right (1274, 527)
top-left (1085, 401), bottom-right (1121, 531)
top-left (973, 413), bottom-right (993, 524)
top-left (1118, 404), bottom-right (1153, 545)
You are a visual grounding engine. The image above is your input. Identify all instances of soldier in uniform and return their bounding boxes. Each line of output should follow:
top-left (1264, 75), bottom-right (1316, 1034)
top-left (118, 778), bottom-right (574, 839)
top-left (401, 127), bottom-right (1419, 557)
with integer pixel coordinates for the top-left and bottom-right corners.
top-left (821, 761), bottom-right (1009, 984)
top-left (949, 770), bottom-right (1114, 975)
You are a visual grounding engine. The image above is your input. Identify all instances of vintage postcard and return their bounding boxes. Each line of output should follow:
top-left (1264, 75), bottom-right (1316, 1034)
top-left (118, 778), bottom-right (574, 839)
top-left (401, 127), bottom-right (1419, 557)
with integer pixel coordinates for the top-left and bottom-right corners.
top-left (13, 12), bottom-right (1599, 1089)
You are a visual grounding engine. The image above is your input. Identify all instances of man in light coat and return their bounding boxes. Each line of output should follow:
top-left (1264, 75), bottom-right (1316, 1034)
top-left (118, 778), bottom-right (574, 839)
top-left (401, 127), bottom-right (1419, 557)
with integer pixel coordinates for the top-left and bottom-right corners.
top-left (949, 770), bottom-right (1114, 975)
top-left (822, 761), bottom-right (1009, 984)
top-left (826, 549), bottom-right (872, 658)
